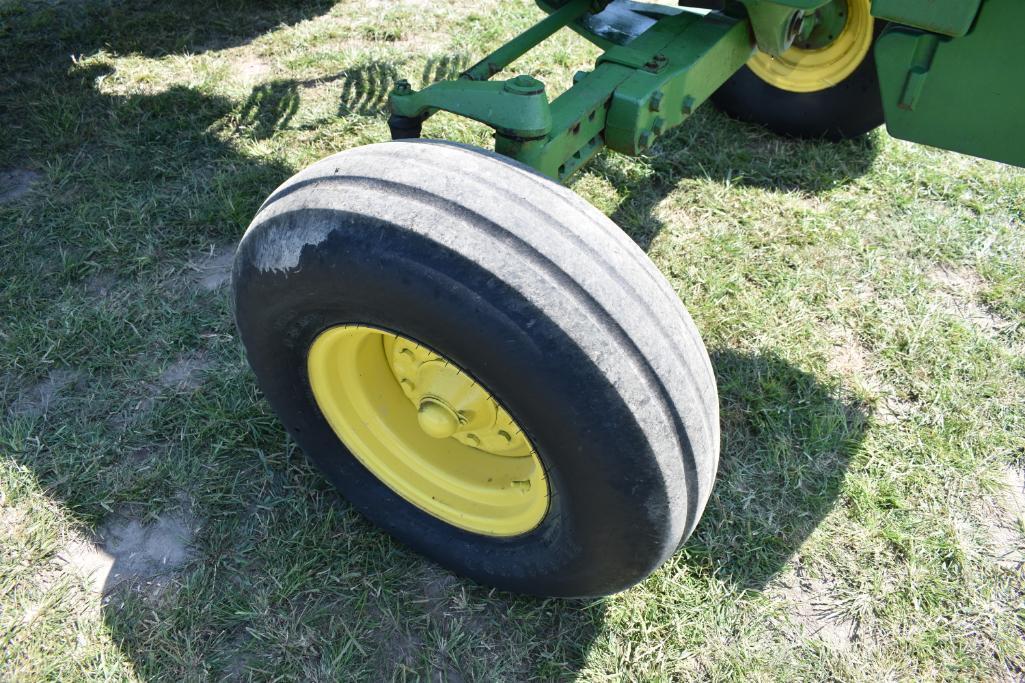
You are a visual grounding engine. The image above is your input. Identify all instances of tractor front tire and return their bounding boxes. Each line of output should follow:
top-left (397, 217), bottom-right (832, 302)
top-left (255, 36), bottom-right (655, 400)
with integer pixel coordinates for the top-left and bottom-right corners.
top-left (232, 141), bottom-right (719, 597)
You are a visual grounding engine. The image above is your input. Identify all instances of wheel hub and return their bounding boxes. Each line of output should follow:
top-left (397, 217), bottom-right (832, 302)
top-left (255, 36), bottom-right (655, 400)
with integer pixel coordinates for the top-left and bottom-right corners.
top-left (386, 338), bottom-right (531, 457)
top-left (746, 0), bottom-right (873, 94)
top-left (306, 325), bottom-right (548, 536)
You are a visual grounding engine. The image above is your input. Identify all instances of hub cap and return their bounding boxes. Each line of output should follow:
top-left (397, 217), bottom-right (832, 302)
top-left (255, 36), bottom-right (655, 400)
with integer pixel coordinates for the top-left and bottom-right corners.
top-left (307, 325), bottom-right (548, 536)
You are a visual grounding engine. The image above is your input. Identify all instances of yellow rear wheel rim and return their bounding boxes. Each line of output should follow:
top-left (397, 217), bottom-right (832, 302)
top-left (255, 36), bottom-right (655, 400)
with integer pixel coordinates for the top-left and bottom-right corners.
top-left (747, 0), bottom-right (873, 93)
top-left (307, 325), bottom-right (549, 536)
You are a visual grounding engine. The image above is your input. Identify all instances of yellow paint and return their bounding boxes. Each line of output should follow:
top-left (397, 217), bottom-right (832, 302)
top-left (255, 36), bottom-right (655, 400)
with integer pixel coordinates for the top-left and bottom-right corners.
top-left (307, 325), bottom-right (548, 536)
top-left (748, 0), bottom-right (873, 93)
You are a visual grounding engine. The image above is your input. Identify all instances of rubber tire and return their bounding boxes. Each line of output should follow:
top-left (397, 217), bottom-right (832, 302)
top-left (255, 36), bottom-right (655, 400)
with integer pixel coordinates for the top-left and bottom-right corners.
top-left (232, 140), bottom-right (719, 597)
top-left (710, 22), bottom-right (885, 140)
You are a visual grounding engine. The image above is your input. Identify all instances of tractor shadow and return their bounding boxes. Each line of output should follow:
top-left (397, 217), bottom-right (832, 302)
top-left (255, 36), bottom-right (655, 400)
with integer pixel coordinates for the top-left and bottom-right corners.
top-left (2, 1), bottom-right (600, 680)
top-left (233, 53), bottom-right (471, 138)
top-left (14, 0), bottom-right (339, 59)
top-left (2, 71), bottom-right (604, 678)
top-left (591, 106), bottom-right (881, 250)
top-left (683, 349), bottom-right (868, 591)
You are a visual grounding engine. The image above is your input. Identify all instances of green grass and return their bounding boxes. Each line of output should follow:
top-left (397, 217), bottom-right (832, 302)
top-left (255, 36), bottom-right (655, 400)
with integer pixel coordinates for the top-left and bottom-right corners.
top-left (2, 0), bottom-right (1024, 680)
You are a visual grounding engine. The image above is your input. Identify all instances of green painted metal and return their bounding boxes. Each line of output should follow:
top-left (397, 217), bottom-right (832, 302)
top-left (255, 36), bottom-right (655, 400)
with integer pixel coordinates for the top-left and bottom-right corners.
top-left (388, 0), bottom-right (1025, 186)
top-left (870, 0), bottom-right (981, 38)
top-left (391, 3), bottom-right (760, 181)
top-left (390, 76), bottom-right (553, 139)
top-left (875, 0), bottom-right (1025, 167)
top-left (601, 12), bottom-right (752, 154)
top-left (501, 9), bottom-right (752, 180)
top-left (738, 1), bottom-right (805, 55)
top-left (537, 0), bottom-right (822, 56)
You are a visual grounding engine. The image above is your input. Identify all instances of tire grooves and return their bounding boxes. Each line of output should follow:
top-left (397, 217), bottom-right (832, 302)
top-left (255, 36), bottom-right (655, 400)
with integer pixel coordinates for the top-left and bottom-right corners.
top-left (259, 175), bottom-right (704, 538)
top-left (317, 145), bottom-right (713, 445)
top-left (321, 145), bottom-right (719, 491)
top-left (455, 146), bottom-right (720, 447)
top-left (336, 144), bottom-right (719, 450)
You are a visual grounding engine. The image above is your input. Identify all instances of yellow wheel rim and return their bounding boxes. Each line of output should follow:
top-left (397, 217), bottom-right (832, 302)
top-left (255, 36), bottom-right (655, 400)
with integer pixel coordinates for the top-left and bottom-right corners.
top-left (307, 325), bottom-right (549, 536)
top-left (747, 0), bottom-right (873, 93)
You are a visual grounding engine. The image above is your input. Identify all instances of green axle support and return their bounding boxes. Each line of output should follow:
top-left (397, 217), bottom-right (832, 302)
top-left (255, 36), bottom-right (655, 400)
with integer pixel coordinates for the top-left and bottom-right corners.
top-left (387, 0), bottom-right (786, 182)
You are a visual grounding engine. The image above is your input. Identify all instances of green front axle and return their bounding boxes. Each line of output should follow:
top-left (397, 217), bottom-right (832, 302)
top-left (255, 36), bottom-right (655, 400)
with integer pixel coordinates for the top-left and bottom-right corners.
top-left (388, 0), bottom-right (810, 182)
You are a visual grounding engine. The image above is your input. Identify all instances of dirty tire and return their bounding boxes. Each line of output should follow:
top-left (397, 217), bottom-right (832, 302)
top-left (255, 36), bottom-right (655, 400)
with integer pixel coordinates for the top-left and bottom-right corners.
top-left (710, 22), bottom-right (885, 140)
top-left (232, 140), bottom-right (719, 597)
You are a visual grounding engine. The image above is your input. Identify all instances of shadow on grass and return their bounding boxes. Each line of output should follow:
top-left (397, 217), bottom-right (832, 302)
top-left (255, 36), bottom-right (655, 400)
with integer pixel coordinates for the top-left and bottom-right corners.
top-left (1, 84), bottom-right (606, 682)
top-left (2, 2), bottom-right (603, 679)
top-left (234, 52), bottom-right (472, 139)
top-left (594, 107), bottom-right (881, 249)
top-left (684, 349), bottom-right (868, 590)
top-left (0, 0), bottom-right (337, 61)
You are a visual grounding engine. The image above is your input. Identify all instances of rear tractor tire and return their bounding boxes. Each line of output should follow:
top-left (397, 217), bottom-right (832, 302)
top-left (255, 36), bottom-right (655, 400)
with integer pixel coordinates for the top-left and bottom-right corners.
top-left (712, 0), bottom-right (884, 140)
top-left (232, 140), bottom-right (720, 597)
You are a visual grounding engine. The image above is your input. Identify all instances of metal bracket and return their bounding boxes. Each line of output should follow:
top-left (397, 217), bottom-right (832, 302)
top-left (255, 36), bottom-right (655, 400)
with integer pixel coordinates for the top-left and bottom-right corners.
top-left (389, 76), bottom-right (553, 140)
top-left (385, 0), bottom-right (819, 182)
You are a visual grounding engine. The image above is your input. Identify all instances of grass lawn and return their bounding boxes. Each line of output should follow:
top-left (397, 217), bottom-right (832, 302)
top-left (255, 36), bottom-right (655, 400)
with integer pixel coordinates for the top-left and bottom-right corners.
top-left (2, 0), bottom-right (1024, 679)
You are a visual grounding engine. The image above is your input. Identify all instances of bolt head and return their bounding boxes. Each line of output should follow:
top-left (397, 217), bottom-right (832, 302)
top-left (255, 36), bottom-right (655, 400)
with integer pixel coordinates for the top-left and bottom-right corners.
top-left (638, 131), bottom-right (652, 149)
top-left (504, 75), bottom-right (545, 96)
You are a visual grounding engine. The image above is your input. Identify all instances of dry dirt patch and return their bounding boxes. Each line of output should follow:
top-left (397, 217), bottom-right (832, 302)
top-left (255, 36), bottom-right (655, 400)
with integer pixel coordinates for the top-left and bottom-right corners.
top-left (83, 272), bottom-right (119, 299)
top-left (984, 466), bottom-right (1025, 570)
top-left (158, 352), bottom-right (213, 392)
top-left (109, 352), bottom-right (213, 430)
top-left (7, 368), bottom-right (84, 418)
top-left (0, 168), bottom-right (41, 203)
top-left (58, 511), bottom-right (197, 596)
top-left (777, 571), bottom-right (858, 651)
top-left (190, 245), bottom-right (236, 292)
top-left (238, 56), bottom-right (271, 83)
top-left (928, 265), bottom-right (1009, 335)
top-left (825, 326), bottom-right (910, 424)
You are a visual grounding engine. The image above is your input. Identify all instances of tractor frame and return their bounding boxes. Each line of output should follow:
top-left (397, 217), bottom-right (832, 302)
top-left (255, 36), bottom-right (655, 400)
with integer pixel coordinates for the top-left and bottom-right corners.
top-left (387, 0), bottom-right (1025, 178)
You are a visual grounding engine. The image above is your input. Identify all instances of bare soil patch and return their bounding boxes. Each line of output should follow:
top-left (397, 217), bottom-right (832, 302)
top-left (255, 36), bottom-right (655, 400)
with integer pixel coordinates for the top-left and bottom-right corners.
top-left (776, 569), bottom-right (857, 651)
top-left (238, 56), bottom-right (270, 83)
top-left (83, 272), bottom-right (119, 299)
top-left (826, 326), bottom-right (911, 424)
top-left (984, 466), bottom-right (1025, 570)
top-left (7, 368), bottom-right (84, 418)
top-left (158, 352), bottom-right (213, 391)
top-left (0, 168), bottom-right (41, 202)
top-left (58, 511), bottom-right (197, 596)
top-left (190, 245), bottom-right (236, 292)
top-left (929, 265), bottom-right (1009, 335)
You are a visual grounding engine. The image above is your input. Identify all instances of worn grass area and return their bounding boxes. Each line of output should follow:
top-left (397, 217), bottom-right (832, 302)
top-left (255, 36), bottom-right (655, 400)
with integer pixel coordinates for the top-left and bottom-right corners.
top-left (2, 0), bottom-right (1024, 680)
